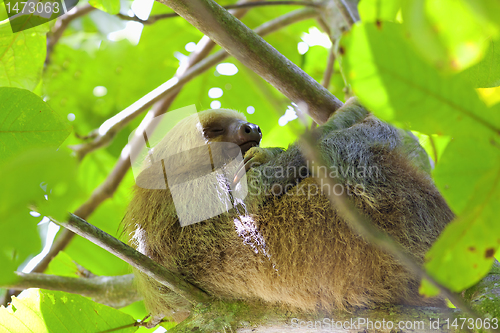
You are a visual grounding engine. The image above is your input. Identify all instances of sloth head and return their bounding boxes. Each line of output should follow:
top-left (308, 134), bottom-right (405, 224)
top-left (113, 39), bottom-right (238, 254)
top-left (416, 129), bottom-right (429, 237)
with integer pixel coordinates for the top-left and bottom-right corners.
top-left (134, 109), bottom-right (261, 190)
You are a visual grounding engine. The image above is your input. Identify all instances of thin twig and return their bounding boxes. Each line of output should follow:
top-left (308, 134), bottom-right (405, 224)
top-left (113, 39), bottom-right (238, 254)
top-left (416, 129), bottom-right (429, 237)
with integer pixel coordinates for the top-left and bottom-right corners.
top-left (321, 47), bottom-right (335, 90)
top-left (4, 273), bottom-right (141, 308)
top-left (117, 1), bottom-right (319, 24)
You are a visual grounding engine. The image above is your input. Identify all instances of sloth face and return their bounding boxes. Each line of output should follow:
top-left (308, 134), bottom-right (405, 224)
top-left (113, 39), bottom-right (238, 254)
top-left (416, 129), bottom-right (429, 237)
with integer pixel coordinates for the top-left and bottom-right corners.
top-left (202, 112), bottom-right (261, 156)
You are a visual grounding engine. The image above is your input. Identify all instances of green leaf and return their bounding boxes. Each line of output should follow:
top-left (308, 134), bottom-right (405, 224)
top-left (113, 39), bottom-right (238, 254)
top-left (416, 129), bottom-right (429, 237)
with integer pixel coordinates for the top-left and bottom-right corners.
top-left (0, 22), bottom-right (47, 90)
top-left (0, 148), bottom-right (80, 221)
top-left (45, 251), bottom-right (79, 277)
top-left (427, 137), bottom-right (500, 290)
top-left (0, 248), bottom-right (24, 285)
top-left (419, 278), bottom-right (440, 297)
top-left (358, 0), bottom-right (402, 23)
top-left (0, 87), bottom-right (72, 164)
top-left (0, 289), bottom-right (137, 332)
top-left (338, 22), bottom-right (500, 140)
top-left (463, 0), bottom-right (500, 33)
top-left (0, 148), bottom-right (81, 284)
top-left (402, 0), bottom-right (497, 72)
top-left (457, 38), bottom-right (500, 88)
top-left (434, 138), bottom-right (500, 214)
top-left (88, 0), bottom-right (120, 15)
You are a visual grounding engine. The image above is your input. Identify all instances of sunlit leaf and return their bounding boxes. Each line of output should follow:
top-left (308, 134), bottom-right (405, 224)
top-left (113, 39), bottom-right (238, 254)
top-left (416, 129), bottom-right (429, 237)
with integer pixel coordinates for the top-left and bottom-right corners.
top-left (0, 289), bottom-right (137, 333)
top-left (0, 87), bottom-right (72, 164)
top-left (339, 22), bottom-right (500, 140)
top-left (458, 38), bottom-right (500, 88)
top-left (89, 0), bottom-right (120, 15)
top-left (402, 0), bottom-right (497, 72)
top-left (0, 21), bottom-right (47, 90)
top-left (45, 251), bottom-right (79, 277)
top-left (358, 0), bottom-right (402, 23)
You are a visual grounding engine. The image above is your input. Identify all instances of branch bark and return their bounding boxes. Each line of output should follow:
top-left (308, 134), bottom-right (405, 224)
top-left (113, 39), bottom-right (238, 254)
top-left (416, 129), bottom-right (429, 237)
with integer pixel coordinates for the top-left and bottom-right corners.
top-left (5, 273), bottom-right (140, 308)
top-left (160, 0), bottom-right (343, 124)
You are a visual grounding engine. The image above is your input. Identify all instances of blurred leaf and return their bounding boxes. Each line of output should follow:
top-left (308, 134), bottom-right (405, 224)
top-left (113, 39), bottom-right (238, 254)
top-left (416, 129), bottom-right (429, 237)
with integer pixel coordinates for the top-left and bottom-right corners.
top-left (463, 0), bottom-right (500, 33)
top-left (44, 18), bottom-right (202, 135)
top-left (89, 0), bottom-right (120, 15)
top-left (0, 22), bottom-right (47, 90)
top-left (419, 278), bottom-right (440, 297)
top-left (434, 137), bottom-right (500, 214)
top-left (0, 87), bottom-right (72, 164)
top-left (411, 131), bottom-right (451, 165)
top-left (402, 0), bottom-right (497, 72)
top-left (340, 22), bottom-right (500, 292)
top-left (457, 38), bottom-right (500, 88)
top-left (0, 289), bottom-right (137, 333)
top-left (428, 137), bottom-right (500, 290)
top-left (0, 148), bottom-right (80, 285)
top-left (45, 251), bottom-right (79, 277)
top-left (302, 45), bottom-right (330, 83)
top-left (339, 22), bottom-right (500, 140)
top-left (477, 86), bottom-right (500, 106)
top-left (358, 0), bottom-right (402, 22)
top-left (0, 251), bottom-right (19, 285)
top-left (0, 148), bottom-right (81, 222)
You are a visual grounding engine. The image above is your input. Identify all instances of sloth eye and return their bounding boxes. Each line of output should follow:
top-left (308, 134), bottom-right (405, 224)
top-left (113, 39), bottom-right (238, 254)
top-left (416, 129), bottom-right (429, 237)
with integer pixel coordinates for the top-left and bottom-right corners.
top-left (204, 127), bottom-right (224, 137)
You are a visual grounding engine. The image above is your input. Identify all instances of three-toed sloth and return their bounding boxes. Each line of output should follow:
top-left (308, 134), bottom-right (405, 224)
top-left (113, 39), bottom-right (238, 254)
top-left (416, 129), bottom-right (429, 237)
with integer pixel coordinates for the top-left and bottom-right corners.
top-left (123, 98), bottom-right (454, 322)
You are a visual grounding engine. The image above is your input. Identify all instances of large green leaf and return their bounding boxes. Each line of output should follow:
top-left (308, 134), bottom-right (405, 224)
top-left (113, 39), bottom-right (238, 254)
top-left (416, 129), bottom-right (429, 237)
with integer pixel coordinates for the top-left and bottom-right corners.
top-left (402, 0), bottom-right (498, 73)
top-left (0, 148), bottom-right (81, 284)
top-left (463, 0), bottom-right (500, 34)
top-left (457, 38), bottom-right (500, 88)
top-left (0, 21), bottom-right (47, 90)
top-left (339, 22), bottom-right (500, 292)
top-left (45, 251), bottom-right (80, 277)
top-left (0, 87), bottom-right (72, 164)
top-left (427, 137), bottom-right (500, 291)
top-left (358, 0), bottom-right (402, 23)
top-left (338, 22), bottom-right (500, 140)
top-left (0, 289), bottom-right (137, 332)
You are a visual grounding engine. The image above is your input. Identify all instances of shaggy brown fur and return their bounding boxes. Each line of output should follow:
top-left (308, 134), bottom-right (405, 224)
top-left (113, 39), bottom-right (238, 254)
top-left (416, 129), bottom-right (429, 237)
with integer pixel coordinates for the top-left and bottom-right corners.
top-left (123, 99), bottom-right (454, 321)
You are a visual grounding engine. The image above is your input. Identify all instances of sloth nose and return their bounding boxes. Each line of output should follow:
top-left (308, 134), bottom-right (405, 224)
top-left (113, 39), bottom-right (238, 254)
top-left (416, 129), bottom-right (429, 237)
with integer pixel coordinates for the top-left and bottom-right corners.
top-left (240, 123), bottom-right (262, 142)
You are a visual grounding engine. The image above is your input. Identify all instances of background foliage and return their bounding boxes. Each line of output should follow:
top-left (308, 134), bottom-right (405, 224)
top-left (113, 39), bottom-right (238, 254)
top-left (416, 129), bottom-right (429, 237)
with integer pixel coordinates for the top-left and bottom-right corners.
top-left (0, 0), bottom-right (499, 331)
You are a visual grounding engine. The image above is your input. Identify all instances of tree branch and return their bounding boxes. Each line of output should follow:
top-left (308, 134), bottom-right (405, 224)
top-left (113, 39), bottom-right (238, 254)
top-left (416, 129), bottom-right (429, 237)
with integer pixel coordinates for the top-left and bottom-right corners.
top-left (49, 214), bottom-right (210, 306)
top-left (320, 47), bottom-right (335, 90)
top-left (4, 273), bottom-right (140, 308)
top-left (331, 0), bottom-right (357, 27)
top-left (117, 0), bottom-right (319, 25)
top-left (159, 0), bottom-right (343, 124)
